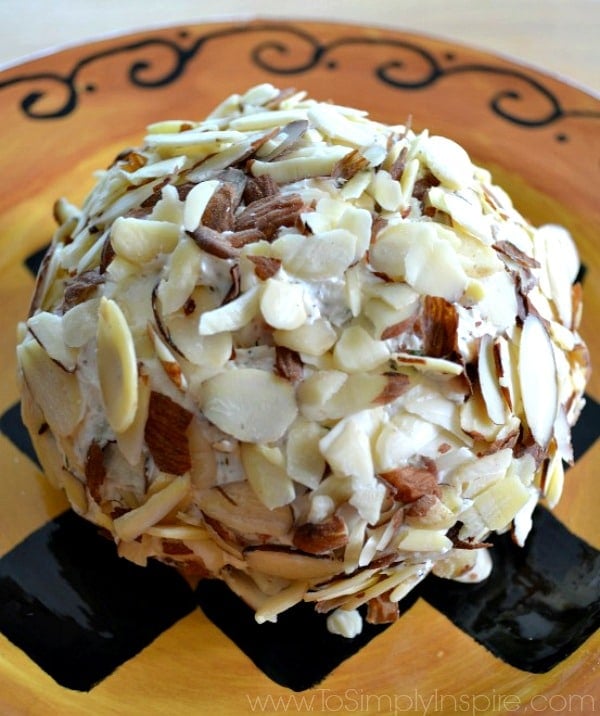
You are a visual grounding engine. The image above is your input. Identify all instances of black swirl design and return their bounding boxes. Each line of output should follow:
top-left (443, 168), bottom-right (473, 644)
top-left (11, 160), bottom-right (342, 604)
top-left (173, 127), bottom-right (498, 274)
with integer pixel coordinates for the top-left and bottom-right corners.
top-left (1, 23), bottom-right (598, 132)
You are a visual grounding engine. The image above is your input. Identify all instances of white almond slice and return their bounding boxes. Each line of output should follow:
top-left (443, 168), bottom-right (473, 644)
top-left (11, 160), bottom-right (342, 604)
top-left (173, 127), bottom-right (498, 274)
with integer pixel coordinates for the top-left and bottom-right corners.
top-left (230, 109), bottom-right (308, 130)
top-left (255, 580), bottom-right (309, 625)
top-left (126, 155), bottom-right (187, 181)
top-left (240, 443), bottom-right (296, 509)
top-left (400, 157), bottom-right (420, 204)
top-left (369, 169), bottom-right (403, 211)
top-left (97, 297), bottom-right (139, 434)
top-left (349, 480), bottom-right (387, 525)
top-left (167, 313), bottom-right (232, 367)
top-left (338, 205), bottom-right (372, 261)
top-left (27, 311), bottom-right (77, 372)
top-left (455, 448), bottom-right (513, 498)
top-left (198, 285), bottom-right (261, 335)
top-left (392, 353), bottom-right (464, 376)
top-left (333, 325), bottom-right (389, 373)
top-left (305, 569), bottom-right (378, 603)
top-left (182, 179), bottom-right (220, 232)
top-left (340, 170), bottom-right (372, 200)
top-left (201, 368), bottom-right (298, 443)
top-left (297, 370), bottom-right (348, 421)
top-left (17, 338), bottom-right (85, 437)
top-left (62, 299), bottom-right (101, 348)
top-left (374, 415), bottom-right (438, 471)
top-left (273, 318), bottom-right (337, 356)
top-left (419, 135), bottom-right (473, 189)
top-left (148, 323), bottom-right (188, 391)
top-left (344, 264), bottom-right (363, 318)
top-left (476, 271), bottom-right (519, 332)
top-left (308, 104), bottom-right (376, 147)
top-left (282, 229), bottom-right (357, 280)
top-left (286, 418), bottom-right (328, 489)
top-left (113, 474), bottom-right (191, 542)
top-left (543, 450), bottom-right (565, 508)
top-left (319, 414), bottom-right (375, 483)
top-left (251, 145), bottom-right (351, 184)
top-left (156, 237), bottom-right (202, 314)
top-left (397, 529), bottom-right (452, 553)
top-left (116, 373), bottom-right (151, 466)
top-left (367, 281), bottom-right (419, 310)
top-left (473, 471), bottom-right (530, 531)
top-left (404, 234), bottom-right (468, 302)
top-left (519, 315), bottom-right (558, 448)
top-left (540, 224), bottom-right (579, 327)
top-left (241, 83), bottom-right (281, 105)
top-left (144, 129), bottom-right (245, 148)
top-left (110, 217), bottom-right (180, 264)
top-left (452, 548), bottom-right (493, 584)
top-left (245, 547), bottom-right (342, 581)
top-left (260, 278), bottom-right (307, 330)
top-left (478, 334), bottom-right (508, 425)
top-left (512, 487), bottom-right (539, 547)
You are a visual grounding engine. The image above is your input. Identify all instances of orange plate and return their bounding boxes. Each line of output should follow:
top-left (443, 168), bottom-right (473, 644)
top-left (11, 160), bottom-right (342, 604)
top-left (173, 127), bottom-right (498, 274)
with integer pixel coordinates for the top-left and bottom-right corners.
top-left (0, 20), bottom-right (598, 715)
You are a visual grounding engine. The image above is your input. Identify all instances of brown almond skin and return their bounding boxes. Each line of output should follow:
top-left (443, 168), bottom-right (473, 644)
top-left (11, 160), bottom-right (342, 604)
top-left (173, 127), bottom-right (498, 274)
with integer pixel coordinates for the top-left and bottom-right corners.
top-left (292, 515), bottom-right (348, 555)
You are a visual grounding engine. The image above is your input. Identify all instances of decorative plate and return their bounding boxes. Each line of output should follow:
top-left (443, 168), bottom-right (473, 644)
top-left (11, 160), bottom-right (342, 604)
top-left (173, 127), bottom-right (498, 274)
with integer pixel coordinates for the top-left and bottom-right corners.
top-left (0, 20), bottom-right (598, 715)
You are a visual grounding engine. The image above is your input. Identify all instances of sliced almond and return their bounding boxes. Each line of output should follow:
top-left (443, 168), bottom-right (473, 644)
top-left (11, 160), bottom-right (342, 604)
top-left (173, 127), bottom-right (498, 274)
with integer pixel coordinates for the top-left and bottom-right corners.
top-left (144, 391), bottom-right (193, 475)
top-left (260, 278), bottom-right (307, 330)
top-left (240, 443), bottom-right (296, 509)
top-left (97, 297), bottom-right (138, 433)
top-left (201, 368), bottom-right (298, 443)
top-left (254, 580), bottom-right (309, 625)
top-left (419, 135), bottom-right (473, 189)
top-left (478, 334), bottom-right (508, 425)
top-left (113, 474), bottom-right (191, 542)
top-left (27, 311), bottom-right (77, 372)
top-left (198, 285), bottom-right (261, 335)
top-left (333, 325), bottom-right (389, 373)
top-left (245, 546), bottom-right (342, 581)
top-left (285, 417), bottom-right (328, 489)
top-left (116, 372), bottom-right (151, 466)
top-left (473, 470), bottom-right (530, 530)
top-left (110, 216), bottom-right (180, 264)
top-left (292, 515), bottom-right (349, 555)
top-left (519, 315), bottom-right (558, 448)
top-left (197, 481), bottom-right (293, 537)
top-left (273, 318), bottom-right (337, 356)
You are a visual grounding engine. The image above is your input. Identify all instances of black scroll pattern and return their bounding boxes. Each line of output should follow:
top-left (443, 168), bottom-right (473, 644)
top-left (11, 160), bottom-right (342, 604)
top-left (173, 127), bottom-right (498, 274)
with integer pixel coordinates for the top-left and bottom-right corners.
top-left (0, 23), bottom-right (598, 131)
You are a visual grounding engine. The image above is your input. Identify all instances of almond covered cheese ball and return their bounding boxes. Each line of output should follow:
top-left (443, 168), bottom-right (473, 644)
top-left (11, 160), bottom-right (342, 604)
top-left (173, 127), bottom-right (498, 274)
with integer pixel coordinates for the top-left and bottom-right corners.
top-left (17, 84), bottom-right (589, 636)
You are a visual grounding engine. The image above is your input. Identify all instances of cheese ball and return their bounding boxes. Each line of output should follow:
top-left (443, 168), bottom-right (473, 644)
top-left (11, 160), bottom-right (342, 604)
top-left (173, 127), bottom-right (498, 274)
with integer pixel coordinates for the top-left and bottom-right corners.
top-left (17, 85), bottom-right (589, 636)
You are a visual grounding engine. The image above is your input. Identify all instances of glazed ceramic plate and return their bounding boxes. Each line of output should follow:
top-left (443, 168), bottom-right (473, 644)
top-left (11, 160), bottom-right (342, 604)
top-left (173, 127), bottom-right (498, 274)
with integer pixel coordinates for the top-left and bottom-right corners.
top-left (0, 20), bottom-right (599, 715)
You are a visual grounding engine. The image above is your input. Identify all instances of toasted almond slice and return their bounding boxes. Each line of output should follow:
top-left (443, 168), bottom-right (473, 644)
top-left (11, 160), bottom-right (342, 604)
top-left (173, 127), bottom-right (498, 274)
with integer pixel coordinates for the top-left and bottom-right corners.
top-left (519, 315), bottom-right (558, 448)
top-left (293, 515), bottom-right (348, 555)
top-left (17, 338), bottom-right (84, 437)
top-left (201, 368), bottom-right (298, 443)
top-left (260, 278), bottom-right (307, 330)
top-left (113, 474), bottom-right (191, 542)
top-left (97, 297), bottom-right (138, 433)
top-left (543, 450), bottom-right (565, 508)
top-left (197, 481), bottom-right (293, 537)
top-left (110, 217), bottom-right (180, 264)
top-left (245, 546), bottom-right (342, 581)
top-left (391, 352), bottom-right (463, 376)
